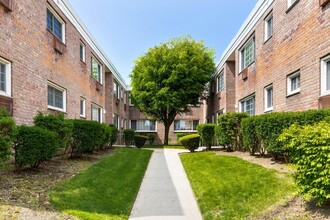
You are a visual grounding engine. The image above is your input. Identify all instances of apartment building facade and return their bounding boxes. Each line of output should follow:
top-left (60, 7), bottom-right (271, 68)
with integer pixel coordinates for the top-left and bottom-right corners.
top-left (207, 0), bottom-right (330, 120)
top-left (0, 0), bottom-right (128, 131)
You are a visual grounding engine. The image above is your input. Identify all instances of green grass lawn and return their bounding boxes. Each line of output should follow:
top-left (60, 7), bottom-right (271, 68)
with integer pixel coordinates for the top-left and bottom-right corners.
top-left (50, 148), bottom-right (152, 220)
top-left (142, 145), bottom-right (185, 149)
top-left (180, 152), bottom-right (296, 220)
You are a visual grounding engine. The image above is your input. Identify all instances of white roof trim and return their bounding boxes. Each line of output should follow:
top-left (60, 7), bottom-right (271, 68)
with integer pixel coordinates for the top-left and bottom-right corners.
top-left (214, 0), bottom-right (274, 75)
top-left (53, 0), bottom-right (128, 89)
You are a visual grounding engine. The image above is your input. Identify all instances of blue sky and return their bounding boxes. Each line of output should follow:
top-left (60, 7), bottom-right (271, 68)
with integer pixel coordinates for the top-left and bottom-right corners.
top-left (68, 0), bottom-right (258, 85)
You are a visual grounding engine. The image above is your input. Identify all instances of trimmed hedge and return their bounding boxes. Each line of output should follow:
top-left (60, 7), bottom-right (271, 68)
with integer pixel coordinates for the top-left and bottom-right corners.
top-left (279, 122), bottom-right (330, 206)
top-left (241, 117), bottom-right (260, 155)
top-left (179, 134), bottom-right (200, 152)
top-left (197, 124), bottom-right (216, 150)
top-left (109, 124), bottom-right (118, 147)
top-left (215, 113), bottom-right (249, 151)
top-left (0, 109), bottom-right (16, 163)
top-left (176, 132), bottom-right (194, 143)
top-left (70, 120), bottom-right (111, 157)
top-left (33, 112), bottom-right (73, 150)
top-left (241, 109), bottom-right (330, 158)
top-left (147, 133), bottom-right (156, 145)
top-left (124, 129), bottom-right (135, 147)
top-left (134, 135), bottom-right (148, 148)
top-left (14, 126), bottom-right (59, 169)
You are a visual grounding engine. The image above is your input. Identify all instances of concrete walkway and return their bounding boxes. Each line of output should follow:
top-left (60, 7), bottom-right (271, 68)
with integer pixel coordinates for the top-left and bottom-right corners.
top-left (129, 148), bottom-right (203, 220)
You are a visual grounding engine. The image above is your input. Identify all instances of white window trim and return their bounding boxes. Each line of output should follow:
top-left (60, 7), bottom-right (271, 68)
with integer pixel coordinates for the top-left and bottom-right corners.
top-left (91, 56), bottom-right (102, 84)
top-left (80, 41), bottom-right (86, 63)
top-left (287, 0), bottom-right (298, 8)
top-left (216, 71), bottom-right (224, 93)
top-left (91, 103), bottom-right (103, 123)
top-left (0, 57), bottom-right (11, 97)
top-left (47, 82), bottom-right (67, 112)
top-left (130, 119), bottom-right (157, 132)
top-left (80, 97), bottom-right (86, 118)
top-left (173, 120), bottom-right (199, 132)
top-left (264, 85), bottom-right (273, 112)
top-left (46, 5), bottom-right (66, 43)
top-left (239, 36), bottom-right (255, 72)
top-left (239, 95), bottom-right (255, 115)
top-left (114, 81), bottom-right (119, 99)
top-left (321, 55), bottom-right (330, 96)
top-left (287, 71), bottom-right (301, 96)
top-left (264, 12), bottom-right (273, 42)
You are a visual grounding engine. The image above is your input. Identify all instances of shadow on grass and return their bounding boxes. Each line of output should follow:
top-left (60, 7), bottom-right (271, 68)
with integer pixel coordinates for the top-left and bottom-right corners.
top-left (49, 148), bottom-right (152, 220)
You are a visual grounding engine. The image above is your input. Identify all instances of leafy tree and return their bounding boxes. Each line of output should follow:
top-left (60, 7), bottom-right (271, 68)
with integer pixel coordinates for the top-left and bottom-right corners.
top-left (130, 36), bottom-right (215, 144)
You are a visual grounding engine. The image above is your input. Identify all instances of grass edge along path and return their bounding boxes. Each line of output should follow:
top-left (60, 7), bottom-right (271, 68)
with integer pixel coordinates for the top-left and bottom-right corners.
top-left (180, 152), bottom-right (296, 220)
top-left (49, 148), bottom-right (152, 220)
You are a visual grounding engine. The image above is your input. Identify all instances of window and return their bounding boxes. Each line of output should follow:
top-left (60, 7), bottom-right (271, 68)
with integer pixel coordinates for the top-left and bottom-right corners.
top-left (131, 120), bottom-right (156, 131)
top-left (47, 7), bottom-right (65, 42)
top-left (174, 120), bottom-right (199, 131)
top-left (240, 36), bottom-right (255, 71)
top-left (123, 119), bottom-right (127, 129)
top-left (264, 85), bottom-right (273, 112)
top-left (91, 104), bottom-right (102, 122)
top-left (240, 95), bottom-right (255, 116)
top-left (287, 0), bottom-right (299, 8)
top-left (80, 42), bottom-right (85, 62)
top-left (113, 81), bottom-right (119, 98)
top-left (48, 82), bottom-right (66, 112)
top-left (113, 114), bottom-right (119, 128)
top-left (0, 57), bottom-right (11, 97)
top-left (287, 71), bottom-right (300, 95)
top-left (80, 98), bottom-right (86, 118)
top-left (129, 93), bottom-right (134, 106)
top-left (217, 72), bottom-right (224, 92)
top-left (321, 55), bottom-right (330, 96)
top-left (264, 12), bottom-right (273, 41)
top-left (121, 88), bottom-right (124, 99)
top-left (124, 92), bottom-right (127, 104)
top-left (91, 57), bottom-right (102, 83)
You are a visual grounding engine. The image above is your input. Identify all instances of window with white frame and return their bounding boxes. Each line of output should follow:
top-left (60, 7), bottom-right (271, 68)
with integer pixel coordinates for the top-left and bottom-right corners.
top-left (113, 81), bottom-right (119, 98)
top-left (91, 104), bottom-right (102, 122)
top-left (321, 55), bottom-right (330, 96)
top-left (240, 95), bottom-right (255, 116)
top-left (287, 0), bottom-right (299, 8)
top-left (264, 85), bottom-right (273, 112)
top-left (124, 92), bottom-right (127, 104)
top-left (47, 82), bottom-right (66, 112)
top-left (174, 120), bottom-right (199, 131)
top-left (46, 7), bottom-right (65, 42)
top-left (287, 71), bottom-right (300, 95)
top-left (121, 88), bottom-right (124, 99)
top-left (91, 57), bottom-right (102, 83)
top-left (123, 119), bottom-right (127, 129)
top-left (113, 114), bottom-right (119, 128)
top-left (217, 72), bottom-right (224, 92)
top-left (0, 57), bottom-right (11, 97)
top-left (79, 41), bottom-right (85, 62)
top-left (80, 98), bottom-right (86, 118)
top-left (131, 120), bottom-right (156, 131)
top-left (240, 36), bottom-right (255, 71)
top-left (264, 12), bottom-right (273, 41)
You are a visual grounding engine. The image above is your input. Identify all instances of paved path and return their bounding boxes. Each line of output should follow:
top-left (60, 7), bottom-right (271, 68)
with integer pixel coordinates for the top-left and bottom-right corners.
top-left (129, 148), bottom-right (203, 220)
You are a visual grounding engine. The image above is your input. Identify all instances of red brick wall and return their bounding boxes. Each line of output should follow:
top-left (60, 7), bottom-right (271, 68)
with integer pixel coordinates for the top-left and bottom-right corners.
top-left (0, 0), bottom-right (114, 124)
top-left (235, 0), bottom-right (330, 115)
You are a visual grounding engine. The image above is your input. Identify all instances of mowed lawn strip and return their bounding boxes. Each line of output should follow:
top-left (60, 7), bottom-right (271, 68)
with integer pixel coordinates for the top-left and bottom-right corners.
top-left (180, 152), bottom-right (295, 220)
top-left (50, 148), bottom-right (153, 220)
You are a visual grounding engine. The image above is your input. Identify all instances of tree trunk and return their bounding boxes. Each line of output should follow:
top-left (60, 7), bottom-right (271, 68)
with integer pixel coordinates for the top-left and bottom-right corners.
top-left (164, 124), bottom-right (170, 145)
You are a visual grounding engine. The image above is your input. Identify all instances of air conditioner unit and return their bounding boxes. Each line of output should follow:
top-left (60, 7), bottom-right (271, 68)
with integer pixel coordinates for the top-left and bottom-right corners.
top-left (53, 35), bottom-right (65, 54)
top-left (241, 68), bottom-right (248, 80)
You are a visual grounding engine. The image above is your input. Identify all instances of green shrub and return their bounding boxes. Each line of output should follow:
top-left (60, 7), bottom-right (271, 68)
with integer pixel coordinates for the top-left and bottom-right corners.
top-left (70, 120), bottom-right (107, 157)
top-left (33, 112), bottom-right (73, 150)
top-left (0, 108), bottom-right (16, 163)
top-left (215, 113), bottom-right (249, 151)
top-left (147, 133), bottom-right (156, 145)
top-left (242, 109), bottom-right (330, 158)
top-left (279, 122), bottom-right (330, 206)
top-left (197, 124), bottom-right (216, 150)
top-left (176, 132), bottom-right (194, 143)
top-left (100, 123), bottom-right (112, 150)
top-left (179, 134), bottom-right (200, 152)
top-left (241, 117), bottom-right (260, 155)
top-left (14, 126), bottom-right (59, 169)
top-left (134, 135), bottom-right (148, 148)
top-left (124, 129), bottom-right (135, 147)
top-left (109, 124), bottom-right (118, 147)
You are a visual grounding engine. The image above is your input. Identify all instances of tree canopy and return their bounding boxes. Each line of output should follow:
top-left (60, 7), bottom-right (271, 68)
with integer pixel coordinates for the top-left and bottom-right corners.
top-left (130, 36), bottom-right (215, 144)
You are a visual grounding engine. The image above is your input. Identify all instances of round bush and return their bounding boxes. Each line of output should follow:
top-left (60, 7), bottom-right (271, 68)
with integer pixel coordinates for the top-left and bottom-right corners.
top-left (134, 135), bottom-right (148, 148)
top-left (0, 109), bottom-right (16, 163)
top-left (124, 129), bottom-right (135, 146)
top-left (147, 133), bottom-right (156, 145)
top-left (14, 126), bottom-right (59, 169)
top-left (179, 134), bottom-right (200, 152)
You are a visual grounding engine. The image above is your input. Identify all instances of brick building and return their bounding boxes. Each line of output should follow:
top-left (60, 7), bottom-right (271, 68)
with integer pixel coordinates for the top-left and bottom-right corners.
top-left (206, 0), bottom-right (330, 120)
